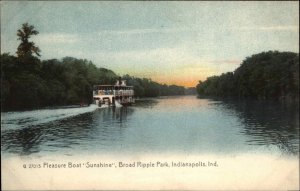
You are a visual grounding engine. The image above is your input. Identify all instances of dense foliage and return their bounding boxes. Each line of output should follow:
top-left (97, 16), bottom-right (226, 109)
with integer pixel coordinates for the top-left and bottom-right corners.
top-left (1, 53), bottom-right (189, 110)
top-left (122, 74), bottom-right (185, 97)
top-left (1, 22), bottom-right (193, 111)
top-left (1, 54), bottom-right (118, 110)
top-left (196, 51), bottom-right (299, 100)
top-left (184, 87), bottom-right (197, 95)
top-left (16, 23), bottom-right (41, 57)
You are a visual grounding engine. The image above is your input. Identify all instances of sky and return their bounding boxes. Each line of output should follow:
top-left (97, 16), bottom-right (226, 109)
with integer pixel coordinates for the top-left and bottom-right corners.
top-left (1, 1), bottom-right (299, 87)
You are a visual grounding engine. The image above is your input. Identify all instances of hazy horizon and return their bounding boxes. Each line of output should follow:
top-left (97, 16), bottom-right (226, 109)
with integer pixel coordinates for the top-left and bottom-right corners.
top-left (1, 1), bottom-right (299, 87)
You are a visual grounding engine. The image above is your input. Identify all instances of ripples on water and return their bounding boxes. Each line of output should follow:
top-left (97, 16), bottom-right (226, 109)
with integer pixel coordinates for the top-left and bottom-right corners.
top-left (1, 96), bottom-right (299, 157)
top-left (219, 100), bottom-right (299, 155)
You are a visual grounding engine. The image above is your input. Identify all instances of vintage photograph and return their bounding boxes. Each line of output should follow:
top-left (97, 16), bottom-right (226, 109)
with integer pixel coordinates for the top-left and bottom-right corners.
top-left (1, 1), bottom-right (299, 190)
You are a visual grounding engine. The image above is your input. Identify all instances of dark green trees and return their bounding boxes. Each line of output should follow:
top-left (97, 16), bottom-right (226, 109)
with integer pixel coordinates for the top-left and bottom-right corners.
top-left (1, 53), bottom-right (119, 110)
top-left (1, 22), bottom-right (192, 111)
top-left (196, 51), bottom-right (299, 101)
top-left (122, 74), bottom-right (185, 97)
top-left (16, 23), bottom-right (41, 58)
top-left (2, 19), bottom-right (46, 111)
top-left (42, 57), bottom-right (118, 106)
top-left (1, 23), bottom-right (120, 110)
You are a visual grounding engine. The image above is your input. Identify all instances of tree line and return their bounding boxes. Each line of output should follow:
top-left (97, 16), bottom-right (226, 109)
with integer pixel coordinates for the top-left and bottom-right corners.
top-left (196, 51), bottom-right (299, 101)
top-left (1, 54), bottom-right (191, 111)
top-left (1, 23), bottom-right (192, 111)
top-left (1, 54), bottom-right (117, 110)
top-left (122, 74), bottom-right (186, 97)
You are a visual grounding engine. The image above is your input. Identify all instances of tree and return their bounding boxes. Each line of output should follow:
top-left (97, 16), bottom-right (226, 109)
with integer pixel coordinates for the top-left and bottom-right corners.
top-left (16, 23), bottom-right (41, 57)
top-left (196, 51), bottom-right (299, 101)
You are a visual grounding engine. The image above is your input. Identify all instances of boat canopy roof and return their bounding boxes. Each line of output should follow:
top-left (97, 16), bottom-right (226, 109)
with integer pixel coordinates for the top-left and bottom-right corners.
top-left (93, 85), bottom-right (134, 89)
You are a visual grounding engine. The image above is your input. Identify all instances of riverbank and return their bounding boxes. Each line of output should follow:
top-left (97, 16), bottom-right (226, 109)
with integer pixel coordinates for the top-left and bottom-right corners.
top-left (196, 51), bottom-right (299, 101)
top-left (2, 54), bottom-right (190, 112)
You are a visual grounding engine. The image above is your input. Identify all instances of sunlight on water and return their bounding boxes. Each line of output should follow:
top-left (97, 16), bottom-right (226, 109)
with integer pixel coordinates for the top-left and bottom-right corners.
top-left (1, 96), bottom-right (299, 157)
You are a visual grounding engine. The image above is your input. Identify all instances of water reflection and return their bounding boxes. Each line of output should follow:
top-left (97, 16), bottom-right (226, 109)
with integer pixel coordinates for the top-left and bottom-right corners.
top-left (1, 97), bottom-right (299, 156)
top-left (1, 107), bottom-right (134, 155)
top-left (134, 98), bottom-right (158, 108)
top-left (210, 99), bottom-right (299, 155)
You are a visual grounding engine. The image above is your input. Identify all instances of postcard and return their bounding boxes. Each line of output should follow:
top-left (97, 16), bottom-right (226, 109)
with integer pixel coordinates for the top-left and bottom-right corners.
top-left (1, 1), bottom-right (299, 190)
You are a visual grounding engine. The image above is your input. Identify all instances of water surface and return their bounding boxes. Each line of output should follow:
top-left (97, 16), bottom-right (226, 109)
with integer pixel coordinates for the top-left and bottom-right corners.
top-left (1, 96), bottom-right (299, 157)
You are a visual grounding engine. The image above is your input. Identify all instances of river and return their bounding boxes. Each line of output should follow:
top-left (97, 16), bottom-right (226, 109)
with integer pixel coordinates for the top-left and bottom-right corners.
top-left (1, 96), bottom-right (299, 157)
